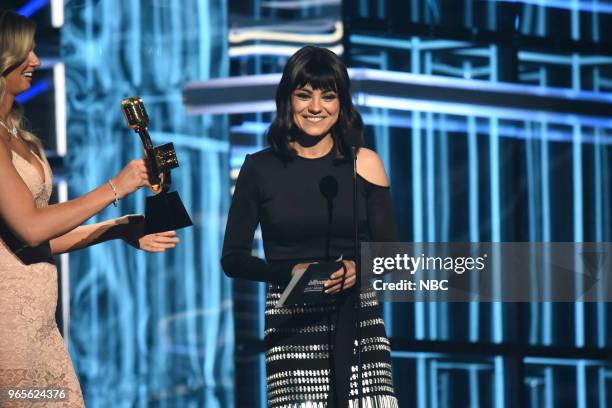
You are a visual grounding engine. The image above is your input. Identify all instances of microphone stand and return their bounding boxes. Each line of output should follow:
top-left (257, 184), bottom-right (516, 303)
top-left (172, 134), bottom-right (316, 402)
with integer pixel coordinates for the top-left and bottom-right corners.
top-left (351, 145), bottom-right (362, 408)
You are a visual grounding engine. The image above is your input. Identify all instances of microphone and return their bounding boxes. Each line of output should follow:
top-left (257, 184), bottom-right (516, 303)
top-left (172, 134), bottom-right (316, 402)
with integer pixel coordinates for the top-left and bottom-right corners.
top-left (319, 176), bottom-right (338, 262)
top-left (319, 175), bottom-right (339, 201)
top-left (347, 129), bottom-right (363, 408)
top-left (344, 128), bottom-right (363, 152)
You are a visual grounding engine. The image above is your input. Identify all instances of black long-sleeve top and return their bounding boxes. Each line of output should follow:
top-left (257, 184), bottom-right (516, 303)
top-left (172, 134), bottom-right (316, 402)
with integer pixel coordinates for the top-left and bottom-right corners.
top-left (221, 147), bottom-right (397, 286)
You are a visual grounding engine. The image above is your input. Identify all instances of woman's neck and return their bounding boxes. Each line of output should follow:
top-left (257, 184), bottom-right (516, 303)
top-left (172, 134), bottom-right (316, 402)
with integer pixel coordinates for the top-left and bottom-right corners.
top-left (0, 94), bottom-right (15, 123)
top-left (291, 134), bottom-right (333, 159)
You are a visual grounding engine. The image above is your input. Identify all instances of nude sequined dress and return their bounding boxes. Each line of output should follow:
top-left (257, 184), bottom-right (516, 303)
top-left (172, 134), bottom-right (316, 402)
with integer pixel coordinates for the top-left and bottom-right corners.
top-left (0, 150), bottom-right (84, 407)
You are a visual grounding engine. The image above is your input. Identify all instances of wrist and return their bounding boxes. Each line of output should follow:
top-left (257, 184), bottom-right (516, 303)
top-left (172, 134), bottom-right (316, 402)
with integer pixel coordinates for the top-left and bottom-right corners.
top-left (107, 178), bottom-right (121, 206)
top-left (109, 177), bottom-right (125, 200)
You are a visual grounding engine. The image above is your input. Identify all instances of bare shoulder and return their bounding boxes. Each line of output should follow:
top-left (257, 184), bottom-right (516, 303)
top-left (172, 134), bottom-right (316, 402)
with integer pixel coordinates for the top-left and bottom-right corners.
top-left (356, 147), bottom-right (389, 187)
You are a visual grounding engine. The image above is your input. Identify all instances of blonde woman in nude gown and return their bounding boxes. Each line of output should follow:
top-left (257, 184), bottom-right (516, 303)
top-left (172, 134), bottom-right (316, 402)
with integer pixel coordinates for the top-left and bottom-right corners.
top-left (0, 9), bottom-right (180, 407)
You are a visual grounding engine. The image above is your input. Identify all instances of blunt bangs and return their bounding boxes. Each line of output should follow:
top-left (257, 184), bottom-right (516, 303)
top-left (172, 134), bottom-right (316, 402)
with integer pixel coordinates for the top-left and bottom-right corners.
top-left (292, 61), bottom-right (339, 93)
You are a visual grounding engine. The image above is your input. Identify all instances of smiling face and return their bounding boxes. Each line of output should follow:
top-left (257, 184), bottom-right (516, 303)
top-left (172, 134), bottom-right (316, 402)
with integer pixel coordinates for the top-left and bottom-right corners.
top-left (4, 45), bottom-right (40, 97)
top-left (291, 84), bottom-right (340, 138)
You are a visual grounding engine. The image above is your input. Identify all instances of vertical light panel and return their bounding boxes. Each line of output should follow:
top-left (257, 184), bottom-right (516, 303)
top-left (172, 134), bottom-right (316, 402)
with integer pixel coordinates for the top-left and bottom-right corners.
top-left (544, 366), bottom-right (554, 408)
top-left (592, 71), bottom-right (607, 351)
top-left (536, 0), bottom-right (546, 36)
top-left (467, 114), bottom-right (479, 343)
top-left (570, 5), bottom-right (587, 401)
top-left (464, 0), bottom-right (473, 27)
top-left (424, 52), bottom-right (437, 340)
top-left (426, 111), bottom-right (437, 339)
top-left (469, 366), bottom-right (479, 408)
top-left (439, 116), bottom-right (450, 244)
top-left (438, 116), bottom-right (450, 341)
top-left (63, 0), bottom-right (232, 406)
top-left (539, 65), bottom-right (553, 346)
top-left (410, 35), bottom-right (427, 408)
top-left (417, 356), bottom-right (427, 408)
top-left (598, 367), bottom-right (607, 408)
top-left (53, 63), bottom-right (67, 156)
top-left (489, 41), bottom-right (504, 405)
top-left (466, 51), bottom-right (479, 346)
top-left (430, 359), bottom-right (439, 408)
top-left (494, 356), bottom-right (505, 408)
top-left (490, 118), bottom-right (504, 408)
top-left (525, 123), bottom-right (540, 344)
top-left (467, 116), bottom-right (479, 243)
top-left (58, 180), bottom-right (70, 344)
top-left (488, 43), bottom-right (503, 345)
top-left (51, 0), bottom-right (64, 27)
top-left (411, 38), bottom-right (426, 346)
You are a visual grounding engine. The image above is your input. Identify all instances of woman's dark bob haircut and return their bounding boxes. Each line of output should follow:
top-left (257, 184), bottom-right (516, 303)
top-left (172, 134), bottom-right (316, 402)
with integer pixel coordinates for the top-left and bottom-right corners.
top-left (267, 46), bottom-right (363, 160)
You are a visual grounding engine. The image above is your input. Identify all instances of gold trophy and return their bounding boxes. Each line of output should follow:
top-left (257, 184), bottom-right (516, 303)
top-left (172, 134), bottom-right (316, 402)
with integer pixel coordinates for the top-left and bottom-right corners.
top-left (121, 96), bottom-right (193, 234)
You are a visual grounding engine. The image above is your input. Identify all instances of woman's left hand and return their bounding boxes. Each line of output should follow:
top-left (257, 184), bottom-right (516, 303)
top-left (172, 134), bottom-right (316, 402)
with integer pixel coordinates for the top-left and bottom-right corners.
top-left (137, 230), bottom-right (180, 252)
top-left (324, 260), bottom-right (356, 294)
top-left (121, 214), bottom-right (180, 252)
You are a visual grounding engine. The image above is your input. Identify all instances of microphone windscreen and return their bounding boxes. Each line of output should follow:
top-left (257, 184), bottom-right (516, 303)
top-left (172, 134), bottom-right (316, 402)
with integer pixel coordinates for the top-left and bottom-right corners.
top-left (319, 175), bottom-right (339, 200)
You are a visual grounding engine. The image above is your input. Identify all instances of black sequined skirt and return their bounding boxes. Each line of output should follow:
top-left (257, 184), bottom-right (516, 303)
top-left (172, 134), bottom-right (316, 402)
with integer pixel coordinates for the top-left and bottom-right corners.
top-left (264, 286), bottom-right (398, 408)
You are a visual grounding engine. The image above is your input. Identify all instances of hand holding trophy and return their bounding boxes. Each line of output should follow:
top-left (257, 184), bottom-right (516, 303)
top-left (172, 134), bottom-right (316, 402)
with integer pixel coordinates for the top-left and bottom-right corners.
top-left (121, 96), bottom-right (193, 234)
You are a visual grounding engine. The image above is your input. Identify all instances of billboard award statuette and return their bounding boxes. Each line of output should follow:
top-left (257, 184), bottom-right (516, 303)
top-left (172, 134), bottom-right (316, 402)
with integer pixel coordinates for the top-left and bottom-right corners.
top-left (121, 96), bottom-right (193, 234)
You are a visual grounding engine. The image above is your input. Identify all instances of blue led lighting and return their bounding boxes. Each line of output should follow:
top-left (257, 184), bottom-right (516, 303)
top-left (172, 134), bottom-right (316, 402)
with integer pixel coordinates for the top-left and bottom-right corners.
top-left (577, 360), bottom-right (587, 408)
top-left (492, 0), bottom-right (612, 14)
top-left (17, 0), bottom-right (49, 17)
top-left (349, 69), bottom-right (612, 104)
top-left (598, 368), bottom-right (607, 408)
top-left (62, 1), bottom-right (232, 406)
top-left (436, 362), bottom-right (493, 370)
top-left (189, 67), bottom-right (612, 105)
top-left (412, 115), bottom-right (425, 340)
top-left (234, 116), bottom-right (612, 146)
top-left (356, 93), bottom-right (612, 130)
top-left (15, 80), bottom-right (50, 103)
top-left (494, 356), bottom-right (505, 408)
top-left (390, 351), bottom-right (444, 359)
top-left (525, 357), bottom-right (607, 366)
top-left (430, 360), bottom-right (438, 408)
top-left (417, 356), bottom-right (426, 408)
top-left (545, 367), bottom-right (554, 408)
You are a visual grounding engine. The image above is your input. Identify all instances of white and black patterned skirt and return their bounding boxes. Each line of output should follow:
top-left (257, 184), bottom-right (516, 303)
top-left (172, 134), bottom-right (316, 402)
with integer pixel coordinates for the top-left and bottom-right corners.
top-left (264, 286), bottom-right (398, 408)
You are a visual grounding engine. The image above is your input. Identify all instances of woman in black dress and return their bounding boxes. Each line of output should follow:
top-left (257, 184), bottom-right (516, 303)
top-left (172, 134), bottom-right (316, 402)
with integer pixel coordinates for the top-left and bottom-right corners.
top-left (222, 46), bottom-right (398, 408)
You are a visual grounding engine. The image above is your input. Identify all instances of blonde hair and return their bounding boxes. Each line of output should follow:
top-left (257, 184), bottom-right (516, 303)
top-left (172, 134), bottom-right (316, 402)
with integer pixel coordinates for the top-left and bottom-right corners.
top-left (0, 9), bottom-right (47, 164)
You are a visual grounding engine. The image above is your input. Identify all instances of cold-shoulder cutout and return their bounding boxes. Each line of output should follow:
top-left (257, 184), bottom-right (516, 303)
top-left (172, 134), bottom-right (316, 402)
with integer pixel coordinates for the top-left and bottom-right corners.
top-left (356, 147), bottom-right (389, 187)
top-left (357, 173), bottom-right (390, 189)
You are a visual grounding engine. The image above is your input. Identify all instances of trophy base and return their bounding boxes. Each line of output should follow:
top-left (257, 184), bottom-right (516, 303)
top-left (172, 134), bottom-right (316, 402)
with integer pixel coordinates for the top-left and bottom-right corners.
top-left (144, 191), bottom-right (193, 234)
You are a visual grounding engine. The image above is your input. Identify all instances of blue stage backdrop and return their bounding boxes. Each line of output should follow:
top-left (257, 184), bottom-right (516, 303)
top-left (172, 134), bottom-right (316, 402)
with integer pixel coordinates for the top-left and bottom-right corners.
top-left (51, 0), bottom-right (612, 407)
top-left (62, 1), bottom-right (233, 406)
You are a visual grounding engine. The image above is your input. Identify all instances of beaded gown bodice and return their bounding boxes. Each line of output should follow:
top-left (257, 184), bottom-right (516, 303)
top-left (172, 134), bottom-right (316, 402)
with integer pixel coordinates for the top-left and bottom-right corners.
top-left (0, 148), bottom-right (84, 407)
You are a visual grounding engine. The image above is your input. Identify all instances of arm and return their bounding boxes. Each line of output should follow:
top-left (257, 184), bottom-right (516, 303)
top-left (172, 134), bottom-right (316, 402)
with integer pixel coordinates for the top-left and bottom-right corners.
top-left (357, 147), bottom-right (398, 241)
top-left (50, 218), bottom-right (125, 254)
top-left (50, 215), bottom-right (179, 254)
top-left (325, 148), bottom-right (398, 293)
top-left (0, 141), bottom-right (149, 247)
top-left (220, 154), bottom-right (295, 285)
